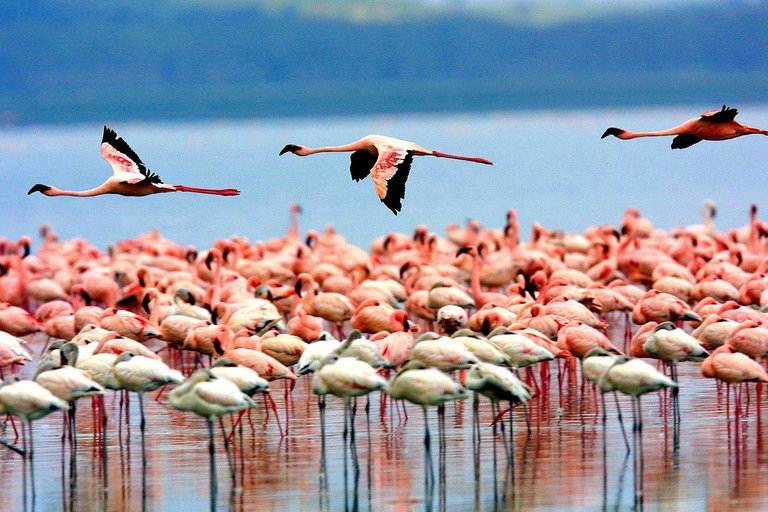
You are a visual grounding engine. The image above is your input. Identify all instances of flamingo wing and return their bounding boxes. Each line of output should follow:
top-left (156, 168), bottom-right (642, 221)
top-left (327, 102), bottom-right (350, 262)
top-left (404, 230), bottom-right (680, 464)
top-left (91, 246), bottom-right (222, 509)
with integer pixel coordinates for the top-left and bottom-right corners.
top-left (349, 150), bottom-right (376, 182)
top-left (700, 105), bottom-right (738, 123)
top-left (100, 126), bottom-right (163, 184)
top-left (671, 134), bottom-right (702, 149)
top-left (369, 146), bottom-right (414, 215)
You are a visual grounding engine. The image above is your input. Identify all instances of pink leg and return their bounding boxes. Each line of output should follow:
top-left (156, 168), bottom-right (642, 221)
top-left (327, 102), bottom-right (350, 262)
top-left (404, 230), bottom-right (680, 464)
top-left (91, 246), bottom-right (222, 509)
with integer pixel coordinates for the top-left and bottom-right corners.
top-left (154, 384), bottom-right (169, 402)
top-left (267, 393), bottom-right (284, 437)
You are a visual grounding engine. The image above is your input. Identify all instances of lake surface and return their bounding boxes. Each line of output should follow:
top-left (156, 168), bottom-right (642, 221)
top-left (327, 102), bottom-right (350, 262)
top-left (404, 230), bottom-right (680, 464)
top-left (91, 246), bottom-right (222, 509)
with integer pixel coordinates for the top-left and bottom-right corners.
top-left (1, 103), bottom-right (767, 251)
top-left (2, 322), bottom-right (768, 511)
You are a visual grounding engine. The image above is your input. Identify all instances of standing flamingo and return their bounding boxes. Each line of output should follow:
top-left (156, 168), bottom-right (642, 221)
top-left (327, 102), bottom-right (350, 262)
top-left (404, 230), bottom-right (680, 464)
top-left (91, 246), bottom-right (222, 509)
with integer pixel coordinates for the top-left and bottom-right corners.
top-left (169, 370), bottom-right (255, 511)
top-left (279, 135), bottom-right (492, 214)
top-left (602, 106), bottom-right (768, 149)
top-left (598, 356), bottom-right (677, 505)
top-left (0, 378), bottom-right (69, 503)
top-left (28, 126), bottom-right (240, 197)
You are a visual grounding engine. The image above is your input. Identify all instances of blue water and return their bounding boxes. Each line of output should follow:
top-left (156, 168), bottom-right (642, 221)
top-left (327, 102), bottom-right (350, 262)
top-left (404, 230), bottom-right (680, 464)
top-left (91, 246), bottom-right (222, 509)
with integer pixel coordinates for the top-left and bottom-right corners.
top-left (2, 104), bottom-right (767, 250)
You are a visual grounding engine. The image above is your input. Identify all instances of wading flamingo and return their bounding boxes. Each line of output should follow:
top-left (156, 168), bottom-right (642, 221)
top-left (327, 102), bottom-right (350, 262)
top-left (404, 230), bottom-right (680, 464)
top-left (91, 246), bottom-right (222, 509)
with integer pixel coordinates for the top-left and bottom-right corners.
top-left (279, 135), bottom-right (492, 214)
top-left (169, 370), bottom-right (255, 510)
top-left (602, 106), bottom-right (768, 149)
top-left (0, 378), bottom-right (69, 498)
top-left (28, 126), bottom-right (240, 197)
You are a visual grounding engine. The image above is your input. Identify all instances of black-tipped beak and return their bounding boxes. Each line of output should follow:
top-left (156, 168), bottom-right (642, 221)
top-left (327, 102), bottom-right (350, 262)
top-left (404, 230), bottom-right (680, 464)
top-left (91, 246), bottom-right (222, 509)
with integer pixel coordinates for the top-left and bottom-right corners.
top-left (142, 294), bottom-right (151, 314)
top-left (205, 252), bottom-right (214, 270)
top-left (81, 290), bottom-right (92, 306)
top-left (456, 247), bottom-right (471, 257)
top-left (294, 281), bottom-right (303, 296)
top-left (403, 318), bottom-right (410, 331)
top-left (280, 144), bottom-right (301, 156)
top-left (601, 127), bottom-right (624, 139)
top-left (481, 318), bottom-right (491, 336)
top-left (28, 184), bottom-right (51, 195)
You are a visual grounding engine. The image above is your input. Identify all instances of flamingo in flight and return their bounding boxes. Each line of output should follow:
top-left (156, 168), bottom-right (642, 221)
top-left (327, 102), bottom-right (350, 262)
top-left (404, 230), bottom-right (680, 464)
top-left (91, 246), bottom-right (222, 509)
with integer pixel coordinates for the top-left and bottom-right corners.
top-left (28, 126), bottom-right (240, 197)
top-left (602, 105), bottom-right (768, 149)
top-left (279, 135), bottom-right (492, 214)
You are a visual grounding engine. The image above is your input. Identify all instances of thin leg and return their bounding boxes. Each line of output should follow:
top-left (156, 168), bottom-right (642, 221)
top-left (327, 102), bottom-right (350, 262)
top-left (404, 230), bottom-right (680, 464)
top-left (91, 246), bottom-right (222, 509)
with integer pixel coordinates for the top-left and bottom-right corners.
top-left (28, 422), bottom-right (36, 506)
top-left (219, 417), bottom-right (235, 485)
top-left (208, 418), bottom-right (217, 512)
top-left (637, 398), bottom-right (645, 505)
top-left (614, 393), bottom-right (631, 454)
top-left (138, 393), bottom-right (146, 462)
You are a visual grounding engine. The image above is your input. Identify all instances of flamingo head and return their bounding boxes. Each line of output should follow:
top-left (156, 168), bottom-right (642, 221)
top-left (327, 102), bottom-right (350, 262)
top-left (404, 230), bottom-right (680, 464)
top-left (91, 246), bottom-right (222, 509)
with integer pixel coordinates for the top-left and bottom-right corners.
top-left (456, 246), bottom-right (477, 259)
top-left (601, 127), bottom-right (627, 139)
top-left (279, 144), bottom-right (308, 156)
top-left (27, 184), bottom-right (52, 196)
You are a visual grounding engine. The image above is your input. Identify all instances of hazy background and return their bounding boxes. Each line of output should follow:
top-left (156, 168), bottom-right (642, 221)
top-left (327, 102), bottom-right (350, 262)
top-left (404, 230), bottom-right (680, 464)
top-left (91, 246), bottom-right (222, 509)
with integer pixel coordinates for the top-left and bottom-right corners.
top-left (1, 0), bottom-right (766, 249)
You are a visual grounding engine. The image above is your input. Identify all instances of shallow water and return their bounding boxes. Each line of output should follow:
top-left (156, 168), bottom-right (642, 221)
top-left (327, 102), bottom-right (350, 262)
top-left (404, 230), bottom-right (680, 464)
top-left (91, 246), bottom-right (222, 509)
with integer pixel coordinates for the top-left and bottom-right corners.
top-left (2, 103), bottom-right (768, 250)
top-left (2, 321), bottom-right (768, 511)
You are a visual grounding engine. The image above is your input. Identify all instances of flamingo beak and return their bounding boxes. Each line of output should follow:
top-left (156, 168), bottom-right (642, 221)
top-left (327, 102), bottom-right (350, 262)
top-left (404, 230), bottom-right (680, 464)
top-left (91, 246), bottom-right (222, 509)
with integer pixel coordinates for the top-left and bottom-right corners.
top-left (601, 127), bottom-right (625, 139)
top-left (28, 184), bottom-right (51, 195)
top-left (280, 144), bottom-right (301, 156)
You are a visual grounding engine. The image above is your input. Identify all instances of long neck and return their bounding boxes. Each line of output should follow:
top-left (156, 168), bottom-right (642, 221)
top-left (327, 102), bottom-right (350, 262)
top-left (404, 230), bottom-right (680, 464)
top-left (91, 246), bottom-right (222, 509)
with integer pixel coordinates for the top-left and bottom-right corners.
top-left (46, 185), bottom-right (107, 197)
top-left (621, 127), bottom-right (684, 139)
top-left (305, 143), bottom-right (360, 155)
top-left (288, 210), bottom-right (300, 240)
top-left (469, 253), bottom-right (483, 304)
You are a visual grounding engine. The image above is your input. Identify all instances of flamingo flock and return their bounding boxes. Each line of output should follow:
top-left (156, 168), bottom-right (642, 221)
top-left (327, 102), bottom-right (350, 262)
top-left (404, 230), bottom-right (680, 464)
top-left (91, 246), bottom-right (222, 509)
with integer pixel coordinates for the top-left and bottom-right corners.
top-left (1, 200), bottom-right (768, 507)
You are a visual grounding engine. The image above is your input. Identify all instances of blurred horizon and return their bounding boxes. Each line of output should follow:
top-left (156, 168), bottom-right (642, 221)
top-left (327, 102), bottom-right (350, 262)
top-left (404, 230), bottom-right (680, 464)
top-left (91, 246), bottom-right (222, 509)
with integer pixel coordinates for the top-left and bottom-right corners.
top-left (2, 0), bottom-right (767, 126)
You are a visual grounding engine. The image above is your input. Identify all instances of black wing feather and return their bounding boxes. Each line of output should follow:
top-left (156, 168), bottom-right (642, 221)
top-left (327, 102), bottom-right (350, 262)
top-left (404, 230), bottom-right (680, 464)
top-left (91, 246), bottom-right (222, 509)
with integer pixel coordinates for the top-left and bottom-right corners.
top-left (671, 134), bottom-right (702, 149)
top-left (349, 150), bottom-right (376, 182)
top-left (381, 151), bottom-right (414, 215)
top-left (702, 105), bottom-right (738, 124)
top-left (102, 126), bottom-right (163, 184)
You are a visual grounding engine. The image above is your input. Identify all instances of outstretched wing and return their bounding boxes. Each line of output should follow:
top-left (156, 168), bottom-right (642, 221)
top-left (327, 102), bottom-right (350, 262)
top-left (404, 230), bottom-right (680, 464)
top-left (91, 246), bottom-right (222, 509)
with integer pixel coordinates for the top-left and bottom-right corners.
top-left (700, 105), bottom-right (738, 124)
top-left (349, 150), bottom-right (376, 182)
top-left (370, 147), bottom-right (414, 215)
top-left (100, 126), bottom-right (163, 184)
top-left (671, 134), bottom-right (703, 149)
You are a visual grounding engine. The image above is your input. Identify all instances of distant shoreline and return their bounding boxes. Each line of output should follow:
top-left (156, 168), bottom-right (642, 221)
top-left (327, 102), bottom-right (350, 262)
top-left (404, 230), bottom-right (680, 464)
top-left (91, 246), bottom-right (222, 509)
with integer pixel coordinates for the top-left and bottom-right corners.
top-left (2, 72), bottom-right (767, 127)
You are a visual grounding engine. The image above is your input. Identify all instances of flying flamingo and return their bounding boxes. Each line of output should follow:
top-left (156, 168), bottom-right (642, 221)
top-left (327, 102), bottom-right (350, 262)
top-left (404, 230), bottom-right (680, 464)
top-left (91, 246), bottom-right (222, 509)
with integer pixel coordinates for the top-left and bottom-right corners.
top-left (279, 135), bottom-right (492, 214)
top-left (28, 126), bottom-right (240, 198)
top-left (601, 105), bottom-right (768, 149)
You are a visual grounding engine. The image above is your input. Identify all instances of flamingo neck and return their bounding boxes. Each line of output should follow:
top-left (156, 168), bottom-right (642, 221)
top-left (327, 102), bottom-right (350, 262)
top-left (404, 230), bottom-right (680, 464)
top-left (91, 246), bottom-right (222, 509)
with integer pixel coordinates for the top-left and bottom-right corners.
top-left (619, 128), bottom-right (684, 139)
top-left (469, 252), bottom-right (483, 305)
top-left (45, 186), bottom-right (106, 197)
top-left (304, 143), bottom-right (360, 155)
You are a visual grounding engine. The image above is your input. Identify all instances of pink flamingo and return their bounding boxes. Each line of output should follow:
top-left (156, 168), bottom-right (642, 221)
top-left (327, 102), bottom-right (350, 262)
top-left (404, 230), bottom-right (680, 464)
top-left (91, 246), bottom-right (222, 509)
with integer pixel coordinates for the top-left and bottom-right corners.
top-left (280, 135), bottom-right (492, 214)
top-left (602, 105), bottom-right (768, 149)
top-left (28, 126), bottom-right (240, 197)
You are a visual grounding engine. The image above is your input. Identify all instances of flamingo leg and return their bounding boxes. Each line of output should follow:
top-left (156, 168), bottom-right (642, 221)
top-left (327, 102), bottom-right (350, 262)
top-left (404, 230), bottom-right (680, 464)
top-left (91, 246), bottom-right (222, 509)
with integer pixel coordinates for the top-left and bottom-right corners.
top-left (614, 393), bottom-right (631, 454)
top-left (207, 418), bottom-right (218, 511)
top-left (28, 422), bottom-right (36, 506)
top-left (219, 417), bottom-right (235, 485)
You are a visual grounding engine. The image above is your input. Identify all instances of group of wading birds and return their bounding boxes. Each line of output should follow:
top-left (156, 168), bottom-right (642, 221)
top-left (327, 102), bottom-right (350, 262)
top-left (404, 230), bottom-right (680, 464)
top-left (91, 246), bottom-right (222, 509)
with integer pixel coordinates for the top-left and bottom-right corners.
top-left (2, 105), bottom-right (767, 504)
